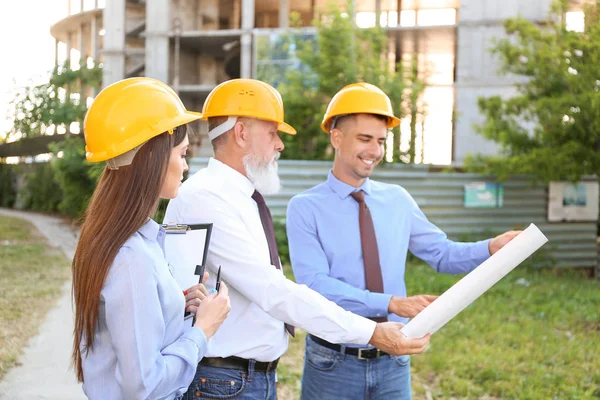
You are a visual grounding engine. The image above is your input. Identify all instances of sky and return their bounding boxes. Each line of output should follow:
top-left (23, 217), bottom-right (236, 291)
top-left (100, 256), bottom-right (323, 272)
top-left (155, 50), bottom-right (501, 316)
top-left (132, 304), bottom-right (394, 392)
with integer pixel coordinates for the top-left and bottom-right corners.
top-left (0, 0), bottom-right (67, 136)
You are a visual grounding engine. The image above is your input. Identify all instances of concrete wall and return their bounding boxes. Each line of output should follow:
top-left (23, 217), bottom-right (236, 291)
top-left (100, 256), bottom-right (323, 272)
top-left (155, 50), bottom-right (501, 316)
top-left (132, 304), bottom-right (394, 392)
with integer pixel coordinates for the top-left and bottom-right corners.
top-left (453, 0), bottom-right (553, 163)
top-left (168, 48), bottom-right (226, 86)
top-left (170, 50), bottom-right (200, 84)
top-left (171, 0), bottom-right (221, 31)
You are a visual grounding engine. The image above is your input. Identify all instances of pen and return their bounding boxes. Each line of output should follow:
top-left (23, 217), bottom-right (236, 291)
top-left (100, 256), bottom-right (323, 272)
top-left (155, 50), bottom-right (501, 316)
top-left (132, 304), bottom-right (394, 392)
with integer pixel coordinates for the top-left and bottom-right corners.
top-left (215, 265), bottom-right (222, 293)
top-left (210, 265), bottom-right (222, 294)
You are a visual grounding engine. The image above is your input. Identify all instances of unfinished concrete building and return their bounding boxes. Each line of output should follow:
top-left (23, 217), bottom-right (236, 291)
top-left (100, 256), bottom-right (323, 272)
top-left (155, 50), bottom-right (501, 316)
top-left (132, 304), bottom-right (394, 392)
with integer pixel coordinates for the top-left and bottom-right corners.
top-left (50, 0), bottom-right (587, 163)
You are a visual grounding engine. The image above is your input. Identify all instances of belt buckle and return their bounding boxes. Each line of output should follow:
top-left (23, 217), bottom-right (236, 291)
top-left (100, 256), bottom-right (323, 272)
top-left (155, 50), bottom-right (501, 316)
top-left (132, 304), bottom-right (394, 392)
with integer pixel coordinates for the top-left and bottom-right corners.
top-left (357, 348), bottom-right (380, 360)
top-left (357, 348), bottom-right (366, 360)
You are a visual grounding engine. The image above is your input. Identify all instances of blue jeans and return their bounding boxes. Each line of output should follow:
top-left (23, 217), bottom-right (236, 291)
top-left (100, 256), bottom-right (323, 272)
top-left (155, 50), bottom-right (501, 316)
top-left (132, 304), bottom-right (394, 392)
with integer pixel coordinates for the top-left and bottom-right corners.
top-left (301, 335), bottom-right (412, 400)
top-left (184, 360), bottom-right (277, 400)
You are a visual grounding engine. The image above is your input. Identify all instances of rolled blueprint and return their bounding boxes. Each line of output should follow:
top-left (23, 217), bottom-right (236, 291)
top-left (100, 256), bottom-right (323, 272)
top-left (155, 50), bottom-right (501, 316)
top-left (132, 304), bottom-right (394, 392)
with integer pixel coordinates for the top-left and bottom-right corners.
top-left (401, 223), bottom-right (548, 338)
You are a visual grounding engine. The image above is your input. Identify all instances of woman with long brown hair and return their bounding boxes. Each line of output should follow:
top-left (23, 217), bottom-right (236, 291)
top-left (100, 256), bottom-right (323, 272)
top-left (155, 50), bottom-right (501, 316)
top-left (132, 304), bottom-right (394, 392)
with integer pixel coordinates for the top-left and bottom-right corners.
top-left (72, 77), bottom-right (230, 399)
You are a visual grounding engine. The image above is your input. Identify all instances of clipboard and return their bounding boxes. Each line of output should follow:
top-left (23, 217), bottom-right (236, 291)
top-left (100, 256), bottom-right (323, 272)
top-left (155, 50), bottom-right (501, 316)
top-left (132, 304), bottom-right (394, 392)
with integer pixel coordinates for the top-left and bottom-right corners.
top-left (163, 223), bottom-right (213, 325)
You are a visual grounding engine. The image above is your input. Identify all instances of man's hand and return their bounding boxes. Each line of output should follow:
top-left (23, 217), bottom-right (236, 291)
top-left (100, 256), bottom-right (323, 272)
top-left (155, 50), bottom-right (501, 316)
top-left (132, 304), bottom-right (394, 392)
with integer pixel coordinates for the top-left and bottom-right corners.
top-left (388, 295), bottom-right (438, 318)
top-left (368, 322), bottom-right (430, 356)
top-left (489, 230), bottom-right (521, 255)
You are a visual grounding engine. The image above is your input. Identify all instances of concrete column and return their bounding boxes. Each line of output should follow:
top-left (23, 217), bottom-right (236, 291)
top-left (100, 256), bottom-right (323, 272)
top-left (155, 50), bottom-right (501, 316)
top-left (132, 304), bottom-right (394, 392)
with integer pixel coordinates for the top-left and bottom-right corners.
top-left (78, 24), bottom-right (86, 101)
top-left (80, 0), bottom-right (84, 13)
top-left (102, 0), bottom-right (126, 87)
top-left (66, 32), bottom-right (73, 133)
top-left (375, 0), bottom-right (381, 27)
top-left (91, 15), bottom-right (98, 61)
top-left (78, 24), bottom-right (85, 63)
top-left (146, 0), bottom-right (170, 83)
top-left (233, 0), bottom-right (241, 28)
top-left (67, 0), bottom-right (71, 15)
top-left (395, 0), bottom-right (402, 63)
top-left (279, 0), bottom-right (289, 28)
top-left (91, 15), bottom-right (99, 97)
top-left (66, 33), bottom-right (73, 68)
top-left (240, 0), bottom-right (255, 78)
top-left (54, 39), bottom-right (59, 68)
top-left (199, 0), bottom-right (219, 30)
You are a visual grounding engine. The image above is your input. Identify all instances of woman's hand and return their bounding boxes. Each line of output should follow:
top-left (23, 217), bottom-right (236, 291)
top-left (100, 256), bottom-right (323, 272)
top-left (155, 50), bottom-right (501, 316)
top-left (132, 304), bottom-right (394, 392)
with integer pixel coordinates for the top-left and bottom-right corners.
top-left (183, 272), bottom-right (210, 314)
top-left (194, 282), bottom-right (231, 339)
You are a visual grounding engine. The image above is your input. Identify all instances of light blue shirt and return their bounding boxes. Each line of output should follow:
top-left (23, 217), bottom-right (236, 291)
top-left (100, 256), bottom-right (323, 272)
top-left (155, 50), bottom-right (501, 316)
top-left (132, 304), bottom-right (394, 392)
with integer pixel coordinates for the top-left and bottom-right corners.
top-left (286, 171), bottom-right (491, 329)
top-left (81, 219), bottom-right (208, 400)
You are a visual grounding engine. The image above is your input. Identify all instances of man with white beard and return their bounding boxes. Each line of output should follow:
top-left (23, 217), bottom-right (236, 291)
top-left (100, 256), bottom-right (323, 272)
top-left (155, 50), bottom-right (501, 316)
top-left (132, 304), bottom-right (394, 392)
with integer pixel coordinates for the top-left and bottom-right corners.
top-left (164, 79), bottom-right (431, 400)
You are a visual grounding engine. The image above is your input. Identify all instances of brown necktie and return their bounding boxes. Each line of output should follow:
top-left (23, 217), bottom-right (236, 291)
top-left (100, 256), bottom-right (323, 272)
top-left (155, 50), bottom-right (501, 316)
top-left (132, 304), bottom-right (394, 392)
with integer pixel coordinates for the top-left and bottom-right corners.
top-left (252, 190), bottom-right (295, 336)
top-left (350, 190), bottom-right (388, 323)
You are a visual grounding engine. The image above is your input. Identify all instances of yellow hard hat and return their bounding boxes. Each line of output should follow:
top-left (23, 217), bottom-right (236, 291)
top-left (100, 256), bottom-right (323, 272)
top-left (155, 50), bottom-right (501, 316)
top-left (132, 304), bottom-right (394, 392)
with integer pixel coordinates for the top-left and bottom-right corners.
top-left (201, 79), bottom-right (296, 135)
top-left (84, 77), bottom-right (202, 162)
top-left (321, 82), bottom-right (401, 133)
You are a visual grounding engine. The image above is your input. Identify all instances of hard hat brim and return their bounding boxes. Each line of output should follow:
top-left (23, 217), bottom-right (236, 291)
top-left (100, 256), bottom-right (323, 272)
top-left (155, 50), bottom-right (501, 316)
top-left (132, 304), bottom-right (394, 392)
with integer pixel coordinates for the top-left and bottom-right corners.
top-left (388, 115), bottom-right (401, 128)
top-left (278, 122), bottom-right (296, 135)
top-left (177, 110), bottom-right (204, 126)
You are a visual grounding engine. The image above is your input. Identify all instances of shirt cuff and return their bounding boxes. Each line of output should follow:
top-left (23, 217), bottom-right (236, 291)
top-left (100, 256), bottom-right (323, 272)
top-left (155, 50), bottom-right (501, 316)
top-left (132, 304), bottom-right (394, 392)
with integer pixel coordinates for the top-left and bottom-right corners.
top-left (367, 292), bottom-right (393, 318)
top-left (474, 239), bottom-right (492, 264)
top-left (349, 315), bottom-right (378, 345)
top-left (183, 326), bottom-right (209, 361)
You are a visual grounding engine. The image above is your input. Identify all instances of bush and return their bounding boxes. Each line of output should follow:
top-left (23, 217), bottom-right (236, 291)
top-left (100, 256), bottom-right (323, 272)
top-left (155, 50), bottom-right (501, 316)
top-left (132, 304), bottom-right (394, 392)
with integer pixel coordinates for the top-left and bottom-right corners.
top-left (154, 199), bottom-right (169, 225)
top-left (50, 138), bottom-right (98, 219)
top-left (0, 164), bottom-right (16, 208)
top-left (23, 163), bottom-right (62, 213)
top-left (273, 218), bottom-right (290, 267)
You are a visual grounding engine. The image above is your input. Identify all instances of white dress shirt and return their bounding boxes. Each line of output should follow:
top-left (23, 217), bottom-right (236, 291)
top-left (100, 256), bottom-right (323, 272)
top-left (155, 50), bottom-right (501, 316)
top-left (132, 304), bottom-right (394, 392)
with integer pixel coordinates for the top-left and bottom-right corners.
top-left (164, 158), bottom-right (376, 362)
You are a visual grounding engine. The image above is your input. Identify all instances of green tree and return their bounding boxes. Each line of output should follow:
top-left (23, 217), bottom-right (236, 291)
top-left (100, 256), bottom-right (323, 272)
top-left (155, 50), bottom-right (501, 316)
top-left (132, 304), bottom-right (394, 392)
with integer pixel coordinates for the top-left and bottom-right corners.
top-left (6, 61), bottom-right (101, 141)
top-left (256, 1), bottom-right (426, 162)
top-left (5, 61), bottom-right (102, 218)
top-left (466, 0), bottom-right (600, 182)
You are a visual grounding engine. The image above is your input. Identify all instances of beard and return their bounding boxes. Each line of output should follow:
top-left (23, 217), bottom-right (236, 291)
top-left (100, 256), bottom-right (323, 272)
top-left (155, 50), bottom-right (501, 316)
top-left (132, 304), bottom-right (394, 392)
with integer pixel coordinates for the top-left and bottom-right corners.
top-left (243, 151), bottom-right (281, 195)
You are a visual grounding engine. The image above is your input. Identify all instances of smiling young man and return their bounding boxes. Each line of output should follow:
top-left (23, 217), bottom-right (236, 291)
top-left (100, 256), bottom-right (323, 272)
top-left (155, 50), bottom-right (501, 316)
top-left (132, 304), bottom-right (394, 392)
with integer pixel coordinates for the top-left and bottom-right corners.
top-left (286, 82), bottom-right (521, 399)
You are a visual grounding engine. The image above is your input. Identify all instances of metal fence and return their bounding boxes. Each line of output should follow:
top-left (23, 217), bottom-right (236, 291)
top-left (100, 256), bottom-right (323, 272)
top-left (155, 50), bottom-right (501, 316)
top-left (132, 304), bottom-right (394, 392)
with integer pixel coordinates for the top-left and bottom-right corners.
top-left (189, 158), bottom-right (598, 270)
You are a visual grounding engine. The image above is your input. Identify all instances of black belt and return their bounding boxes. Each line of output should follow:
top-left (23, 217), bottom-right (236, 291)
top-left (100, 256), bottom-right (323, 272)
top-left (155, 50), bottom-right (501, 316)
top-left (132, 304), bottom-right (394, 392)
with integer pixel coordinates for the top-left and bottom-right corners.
top-left (309, 335), bottom-right (388, 360)
top-left (199, 356), bottom-right (279, 373)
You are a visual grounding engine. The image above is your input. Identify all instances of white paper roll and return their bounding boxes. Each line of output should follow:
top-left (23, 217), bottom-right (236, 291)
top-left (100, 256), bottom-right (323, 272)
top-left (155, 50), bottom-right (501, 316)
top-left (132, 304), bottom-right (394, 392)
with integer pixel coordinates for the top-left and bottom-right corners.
top-left (401, 223), bottom-right (549, 338)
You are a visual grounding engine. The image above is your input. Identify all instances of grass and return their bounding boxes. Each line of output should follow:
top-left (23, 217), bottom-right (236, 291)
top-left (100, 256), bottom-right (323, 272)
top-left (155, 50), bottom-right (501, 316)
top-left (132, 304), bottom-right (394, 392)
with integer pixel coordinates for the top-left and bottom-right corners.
top-left (277, 265), bottom-right (306, 399)
top-left (0, 215), bottom-right (70, 380)
top-left (278, 262), bottom-right (600, 399)
top-left (278, 329), bottom-right (306, 399)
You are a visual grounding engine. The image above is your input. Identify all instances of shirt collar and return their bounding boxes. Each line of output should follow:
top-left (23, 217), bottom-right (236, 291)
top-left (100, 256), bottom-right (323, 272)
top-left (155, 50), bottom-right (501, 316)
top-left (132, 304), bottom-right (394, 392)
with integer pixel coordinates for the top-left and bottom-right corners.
top-left (138, 218), bottom-right (165, 251)
top-left (207, 157), bottom-right (255, 198)
top-left (326, 170), bottom-right (372, 199)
